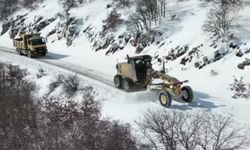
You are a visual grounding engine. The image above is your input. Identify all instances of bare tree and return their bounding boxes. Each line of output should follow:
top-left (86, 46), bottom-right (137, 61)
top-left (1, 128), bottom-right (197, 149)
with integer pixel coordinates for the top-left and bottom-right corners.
top-left (126, 0), bottom-right (168, 38)
top-left (136, 110), bottom-right (180, 150)
top-left (0, 0), bottom-right (19, 20)
top-left (203, 0), bottom-right (242, 40)
top-left (0, 63), bottom-right (138, 150)
top-left (59, 0), bottom-right (85, 12)
top-left (0, 63), bottom-right (37, 150)
top-left (102, 9), bottom-right (123, 32)
top-left (0, 0), bottom-right (43, 20)
top-left (127, 14), bottom-right (145, 35)
top-left (229, 76), bottom-right (250, 99)
top-left (113, 0), bottom-right (131, 7)
top-left (137, 109), bottom-right (249, 150)
top-left (197, 113), bottom-right (249, 150)
top-left (63, 74), bottom-right (80, 96)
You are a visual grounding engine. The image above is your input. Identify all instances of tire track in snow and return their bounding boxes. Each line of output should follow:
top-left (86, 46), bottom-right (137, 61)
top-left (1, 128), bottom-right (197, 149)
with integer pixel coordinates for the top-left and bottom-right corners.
top-left (0, 46), bottom-right (114, 87)
top-left (0, 46), bottom-right (166, 104)
top-left (1, 46), bottom-right (250, 127)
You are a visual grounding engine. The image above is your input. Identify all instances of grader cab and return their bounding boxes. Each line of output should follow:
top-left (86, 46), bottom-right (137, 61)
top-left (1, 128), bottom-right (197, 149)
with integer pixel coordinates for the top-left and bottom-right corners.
top-left (114, 55), bottom-right (153, 89)
top-left (114, 55), bottom-right (193, 107)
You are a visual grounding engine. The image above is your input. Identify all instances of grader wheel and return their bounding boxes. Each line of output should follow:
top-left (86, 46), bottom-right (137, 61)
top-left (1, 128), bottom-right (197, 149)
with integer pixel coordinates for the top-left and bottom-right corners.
top-left (114, 75), bottom-right (122, 89)
top-left (123, 78), bottom-right (134, 91)
top-left (159, 91), bottom-right (172, 107)
top-left (28, 50), bottom-right (33, 58)
top-left (180, 86), bottom-right (193, 103)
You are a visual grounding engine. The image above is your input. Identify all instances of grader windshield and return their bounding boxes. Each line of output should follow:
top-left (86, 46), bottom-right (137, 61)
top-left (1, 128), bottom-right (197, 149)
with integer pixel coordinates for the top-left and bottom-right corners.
top-left (133, 56), bottom-right (152, 83)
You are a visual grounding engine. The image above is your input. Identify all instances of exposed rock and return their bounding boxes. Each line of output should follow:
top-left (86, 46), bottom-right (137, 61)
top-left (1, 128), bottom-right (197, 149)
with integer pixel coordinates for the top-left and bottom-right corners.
top-left (131, 30), bottom-right (162, 53)
top-left (47, 29), bottom-right (56, 37)
top-left (95, 36), bottom-right (115, 52)
top-left (180, 44), bottom-right (203, 66)
top-left (238, 63), bottom-right (245, 70)
top-left (213, 50), bottom-right (222, 62)
top-left (1, 22), bottom-right (11, 35)
top-left (238, 59), bottom-right (250, 70)
top-left (236, 50), bottom-right (244, 57)
top-left (229, 42), bottom-right (238, 49)
top-left (244, 48), bottom-right (250, 54)
top-left (33, 17), bottom-right (56, 32)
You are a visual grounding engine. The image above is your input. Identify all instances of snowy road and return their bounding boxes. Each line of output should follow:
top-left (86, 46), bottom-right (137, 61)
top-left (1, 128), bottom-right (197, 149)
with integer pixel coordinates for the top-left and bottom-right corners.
top-left (0, 46), bottom-right (165, 124)
top-left (0, 46), bottom-right (114, 87)
top-left (1, 46), bottom-right (250, 128)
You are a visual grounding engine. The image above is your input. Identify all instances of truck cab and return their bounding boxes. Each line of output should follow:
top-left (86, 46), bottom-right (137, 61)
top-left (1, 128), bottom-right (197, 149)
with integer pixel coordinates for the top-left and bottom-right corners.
top-left (27, 36), bottom-right (47, 51)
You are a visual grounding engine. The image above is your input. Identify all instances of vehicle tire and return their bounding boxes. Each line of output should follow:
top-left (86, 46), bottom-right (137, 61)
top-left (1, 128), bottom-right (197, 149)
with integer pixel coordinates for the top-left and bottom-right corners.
top-left (17, 48), bottom-right (22, 55)
top-left (114, 75), bottom-right (122, 89)
top-left (27, 50), bottom-right (33, 58)
top-left (159, 92), bottom-right (172, 107)
top-left (122, 78), bottom-right (134, 91)
top-left (180, 86), bottom-right (193, 103)
top-left (42, 51), bottom-right (46, 56)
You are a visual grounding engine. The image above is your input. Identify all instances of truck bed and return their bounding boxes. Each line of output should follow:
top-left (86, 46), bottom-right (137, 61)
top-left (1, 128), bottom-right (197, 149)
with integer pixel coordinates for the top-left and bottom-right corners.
top-left (13, 38), bottom-right (26, 50)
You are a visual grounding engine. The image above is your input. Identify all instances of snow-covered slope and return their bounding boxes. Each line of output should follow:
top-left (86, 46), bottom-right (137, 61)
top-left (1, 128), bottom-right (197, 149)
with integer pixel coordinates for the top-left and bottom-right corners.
top-left (0, 0), bottom-right (250, 130)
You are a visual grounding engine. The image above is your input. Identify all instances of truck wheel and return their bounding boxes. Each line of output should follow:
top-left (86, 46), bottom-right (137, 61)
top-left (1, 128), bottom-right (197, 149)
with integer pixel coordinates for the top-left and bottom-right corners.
top-left (16, 48), bottom-right (21, 55)
top-left (123, 78), bottom-right (134, 91)
top-left (180, 86), bottom-right (193, 103)
top-left (28, 51), bottom-right (33, 58)
top-left (114, 75), bottom-right (122, 89)
top-left (42, 52), bottom-right (46, 56)
top-left (18, 50), bottom-right (22, 55)
top-left (159, 92), bottom-right (172, 107)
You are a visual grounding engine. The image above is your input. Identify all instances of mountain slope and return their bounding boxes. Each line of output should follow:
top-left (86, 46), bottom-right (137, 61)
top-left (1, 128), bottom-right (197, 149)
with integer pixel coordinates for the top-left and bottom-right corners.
top-left (0, 0), bottom-right (250, 124)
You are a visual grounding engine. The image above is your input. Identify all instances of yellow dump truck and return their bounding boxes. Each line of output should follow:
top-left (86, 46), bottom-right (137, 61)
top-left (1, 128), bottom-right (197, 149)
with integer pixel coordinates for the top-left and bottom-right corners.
top-left (13, 33), bottom-right (47, 58)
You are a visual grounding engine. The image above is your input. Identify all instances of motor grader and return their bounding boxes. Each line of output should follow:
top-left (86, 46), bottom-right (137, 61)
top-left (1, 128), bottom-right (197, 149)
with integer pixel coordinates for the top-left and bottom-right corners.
top-left (114, 55), bottom-right (193, 107)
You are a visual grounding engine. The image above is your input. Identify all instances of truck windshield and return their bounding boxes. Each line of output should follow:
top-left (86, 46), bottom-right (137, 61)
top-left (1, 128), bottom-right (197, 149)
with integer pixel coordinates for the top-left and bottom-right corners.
top-left (31, 38), bottom-right (46, 45)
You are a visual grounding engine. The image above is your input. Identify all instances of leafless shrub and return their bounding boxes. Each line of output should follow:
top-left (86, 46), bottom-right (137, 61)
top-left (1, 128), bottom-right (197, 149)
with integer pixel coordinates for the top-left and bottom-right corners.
top-left (0, 63), bottom-right (33, 97)
top-left (198, 113), bottom-right (249, 150)
top-left (0, 96), bottom-right (39, 150)
top-left (0, 70), bottom-right (137, 150)
top-left (229, 76), bottom-right (250, 99)
top-left (127, 14), bottom-right (145, 36)
top-left (48, 74), bottom-right (85, 97)
top-left (0, 0), bottom-right (20, 21)
top-left (37, 92), bottom-right (137, 150)
top-left (37, 97), bottom-right (80, 150)
top-left (210, 69), bottom-right (219, 76)
top-left (0, 62), bottom-right (37, 150)
top-left (21, 0), bottom-right (41, 10)
top-left (113, 0), bottom-right (131, 7)
top-left (36, 67), bottom-right (46, 78)
top-left (127, 0), bottom-right (168, 34)
top-left (63, 74), bottom-right (80, 96)
top-left (48, 74), bottom-right (65, 95)
top-left (138, 144), bottom-right (153, 150)
top-left (103, 9), bottom-right (123, 33)
top-left (59, 0), bottom-right (84, 12)
top-left (0, 0), bottom-right (43, 20)
top-left (137, 109), bottom-right (249, 150)
top-left (102, 121), bottom-right (137, 150)
top-left (0, 62), bottom-right (34, 100)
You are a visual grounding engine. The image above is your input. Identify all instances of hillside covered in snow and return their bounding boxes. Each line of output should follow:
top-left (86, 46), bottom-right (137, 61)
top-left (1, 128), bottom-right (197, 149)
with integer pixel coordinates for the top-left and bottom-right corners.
top-left (1, 0), bottom-right (250, 99)
top-left (1, 0), bottom-right (250, 149)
